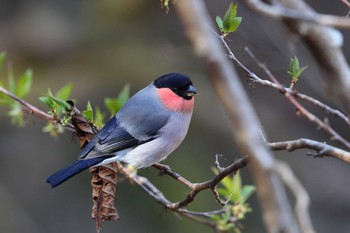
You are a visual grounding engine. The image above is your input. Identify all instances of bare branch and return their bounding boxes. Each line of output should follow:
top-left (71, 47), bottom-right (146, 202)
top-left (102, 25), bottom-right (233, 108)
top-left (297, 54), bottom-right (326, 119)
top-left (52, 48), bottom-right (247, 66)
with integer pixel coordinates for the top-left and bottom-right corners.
top-left (152, 163), bottom-right (194, 188)
top-left (244, 47), bottom-right (350, 149)
top-left (245, 0), bottom-right (350, 114)
top-left (219, 36), bottom-right (350, 149)
top-left (153, 156), bottom-right (249, 209)
top-left (116, 163), bottom-right (249, 230)
top-left (269, 138), bottom-right (350, 163)
top-left (175, 1), bottom-right (300, 232)
top-left (245, 0), bottom-right (350, 28)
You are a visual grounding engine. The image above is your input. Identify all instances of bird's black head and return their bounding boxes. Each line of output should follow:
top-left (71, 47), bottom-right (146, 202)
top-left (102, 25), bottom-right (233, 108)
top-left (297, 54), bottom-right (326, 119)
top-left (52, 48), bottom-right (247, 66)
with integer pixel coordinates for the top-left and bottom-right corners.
top-left (154, 73), bottom-right (197, 100)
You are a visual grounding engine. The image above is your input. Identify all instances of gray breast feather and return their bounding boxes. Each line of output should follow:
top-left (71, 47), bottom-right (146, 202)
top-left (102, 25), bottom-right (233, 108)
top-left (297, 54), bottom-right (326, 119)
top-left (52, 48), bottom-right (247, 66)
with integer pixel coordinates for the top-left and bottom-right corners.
top-left (117, 84), bottom-right (171, 140)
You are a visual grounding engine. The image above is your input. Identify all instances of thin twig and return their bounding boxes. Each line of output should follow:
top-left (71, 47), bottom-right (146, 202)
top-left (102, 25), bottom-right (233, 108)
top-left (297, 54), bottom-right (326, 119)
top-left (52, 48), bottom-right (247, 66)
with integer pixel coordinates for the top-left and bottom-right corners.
top-left (246, 48), bottom-right (350, 149)
top-left (242, 47), bottom-right (350, 128)
top-left (0, 86), bottom-right (75, 131)
top-left (247, 0), bottom-right (350, 114)
top-left (152, 163), bottom-right (194, 188)
top-left (218, 36), bottom-right (350, 149)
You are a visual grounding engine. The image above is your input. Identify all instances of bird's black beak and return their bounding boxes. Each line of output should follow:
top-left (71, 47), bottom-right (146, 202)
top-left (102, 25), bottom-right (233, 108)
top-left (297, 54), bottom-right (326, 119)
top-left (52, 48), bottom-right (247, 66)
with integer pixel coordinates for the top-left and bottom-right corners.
top-left (186, 85), bottom-right (197, 97)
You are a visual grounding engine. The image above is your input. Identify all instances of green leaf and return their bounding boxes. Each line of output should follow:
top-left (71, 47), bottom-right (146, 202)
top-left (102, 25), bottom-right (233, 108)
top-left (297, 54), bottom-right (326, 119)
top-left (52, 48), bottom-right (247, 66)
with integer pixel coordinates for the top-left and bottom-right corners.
top-left (16, 69), bottom-right (32, 98)
top-left (42, 123), bottom-right (64, 137)
top-left (226, 17), bottom-right (242, 33)
top-left (239, 185), bottom-right (256, 203)
top-left (94, 107), bottom-right (105, 128)
top-left (288, 56), bottom-right (307, 81)
top-left (231, 171), bottom-right (242, 202)
top-left (117, 84), bottom-right (130, 109)
top-left (55, 83), bottom-right (73, 100)
top-left (39, 96), bottom-right (55, 109)
top-left (83, 101), bottom-right (94, 122)
top-left (7, 64), bottom-right (15, 94)
top-left (104, 98), bottom-right (119, 116)
top-left (223, 3), bottom-right (241, 33)
top-left (49, 96), bottom-right (71, 110)
top-left (8, 103), bottom-right (24, 126)
top-left (290, 56), bottom-right (299, 74)
top-left (295, 66), bottom-right (308, 79)
top-left (0, 52), bottom-right (6, 71)
top-left (211, 214), bottom-right (222, 221)
top-left (216, 16), bottom-right (224, 30)
top-left (220, 175), bottom-right (233, 191)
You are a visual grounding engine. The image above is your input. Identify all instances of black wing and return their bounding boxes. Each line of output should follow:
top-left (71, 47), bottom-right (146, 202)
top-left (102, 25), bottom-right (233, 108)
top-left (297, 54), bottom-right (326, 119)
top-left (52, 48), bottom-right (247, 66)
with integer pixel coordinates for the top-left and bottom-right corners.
top-left (79, 117), bottom-right (142, 159)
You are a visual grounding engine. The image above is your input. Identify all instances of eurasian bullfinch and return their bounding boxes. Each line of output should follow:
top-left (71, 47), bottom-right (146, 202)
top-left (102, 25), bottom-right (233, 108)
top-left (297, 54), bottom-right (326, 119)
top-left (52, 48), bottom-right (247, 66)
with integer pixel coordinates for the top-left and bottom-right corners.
top-left (46, 73), bottom-right (197, 187)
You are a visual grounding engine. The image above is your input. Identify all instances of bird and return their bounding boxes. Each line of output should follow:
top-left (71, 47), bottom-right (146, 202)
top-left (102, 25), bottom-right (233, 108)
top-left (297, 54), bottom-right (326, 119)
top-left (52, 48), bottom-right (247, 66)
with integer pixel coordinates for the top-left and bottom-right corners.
top-left (46, 73), bottom-right (197, 188)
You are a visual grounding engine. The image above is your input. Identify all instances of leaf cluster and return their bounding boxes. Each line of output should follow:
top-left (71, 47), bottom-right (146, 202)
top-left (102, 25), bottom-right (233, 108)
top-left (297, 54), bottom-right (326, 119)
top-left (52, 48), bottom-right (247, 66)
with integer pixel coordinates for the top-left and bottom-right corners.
top-left (0, 53), bottom-right (33, 126)
top-left (212, 171), bottom-right (255, 232)
top-left (0, 52), bottom-right (130, 135)
top-left (39, 83), bottom-right (130, 136)
top-left (287, 56), bottom-right (307, 83)
top-left (216, 3), bottom-right (242, 37)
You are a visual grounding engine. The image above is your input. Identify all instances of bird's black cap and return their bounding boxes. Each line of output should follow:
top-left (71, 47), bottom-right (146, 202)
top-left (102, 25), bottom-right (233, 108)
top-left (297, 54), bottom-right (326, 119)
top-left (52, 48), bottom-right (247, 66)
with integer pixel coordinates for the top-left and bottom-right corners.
top-left (154, 73), bottom-right (197, 100)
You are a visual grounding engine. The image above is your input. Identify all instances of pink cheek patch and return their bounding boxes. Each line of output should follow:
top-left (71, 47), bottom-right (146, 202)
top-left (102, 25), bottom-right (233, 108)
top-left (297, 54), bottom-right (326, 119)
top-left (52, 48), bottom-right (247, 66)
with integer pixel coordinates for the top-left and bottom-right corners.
top-left (157, 88), bottom-right (194, 112)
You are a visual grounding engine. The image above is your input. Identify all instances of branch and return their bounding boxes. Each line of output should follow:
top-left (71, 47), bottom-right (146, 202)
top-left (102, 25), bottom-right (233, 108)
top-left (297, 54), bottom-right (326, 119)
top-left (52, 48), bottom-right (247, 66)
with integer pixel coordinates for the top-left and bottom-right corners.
top-left (245, 0), bottom-right (350, 114)
top-left (153, 156), bottom-right (249, 209)
top-left (117, 158), bottom-right (249, 230)
top-left (245, 47), bottom-right (350, 149)
top-left (245, 0), bottom-right (350, 28)
top-left (269, 138), bottom-right (350, 163)
top-left (0, 83), bottom-right (251, 231)
top-left (0, 86), bottom-right (75, 131)
top-left (175, 1), bottom-right (300, 233)
top-left (218, 35), bottom-right (350, 149)
top-left (243, 47), bottom-right (350, 127)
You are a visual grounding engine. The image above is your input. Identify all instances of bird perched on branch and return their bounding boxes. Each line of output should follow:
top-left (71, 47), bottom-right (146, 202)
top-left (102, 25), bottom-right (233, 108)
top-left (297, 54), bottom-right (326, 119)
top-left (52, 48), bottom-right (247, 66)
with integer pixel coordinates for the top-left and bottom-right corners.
top-left (47, 73), bottom-right (197, 187)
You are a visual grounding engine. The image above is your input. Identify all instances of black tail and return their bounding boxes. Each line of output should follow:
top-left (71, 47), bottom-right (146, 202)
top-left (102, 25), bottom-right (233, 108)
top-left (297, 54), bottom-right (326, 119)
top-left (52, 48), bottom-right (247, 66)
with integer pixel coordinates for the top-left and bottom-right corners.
top-left (46, 158), bottom-right (105, 188)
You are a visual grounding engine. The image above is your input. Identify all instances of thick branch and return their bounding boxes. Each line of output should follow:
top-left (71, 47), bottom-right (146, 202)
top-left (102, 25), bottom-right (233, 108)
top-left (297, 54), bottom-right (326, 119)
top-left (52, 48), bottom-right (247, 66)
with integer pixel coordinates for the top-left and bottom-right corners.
top-left (269, 138), bottom-right (350, 163)
top-left (245, 0), bottom-right (350, 28)
top-left (156, 156), bottom-right (249, 209)
top-left (117, 159), bottom-right (249, 230)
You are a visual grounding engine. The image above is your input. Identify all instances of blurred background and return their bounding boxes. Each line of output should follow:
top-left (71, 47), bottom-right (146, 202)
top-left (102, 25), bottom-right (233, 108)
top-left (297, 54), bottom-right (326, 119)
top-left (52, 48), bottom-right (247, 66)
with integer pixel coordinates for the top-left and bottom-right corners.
top-left (0, 0), bottom-right (349, 232)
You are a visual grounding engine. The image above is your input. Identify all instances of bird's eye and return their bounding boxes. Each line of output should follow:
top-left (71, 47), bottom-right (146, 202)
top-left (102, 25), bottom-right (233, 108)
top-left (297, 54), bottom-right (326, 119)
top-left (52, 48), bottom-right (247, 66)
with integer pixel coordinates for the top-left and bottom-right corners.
top-left (172, 87), bottom-right (179, 92)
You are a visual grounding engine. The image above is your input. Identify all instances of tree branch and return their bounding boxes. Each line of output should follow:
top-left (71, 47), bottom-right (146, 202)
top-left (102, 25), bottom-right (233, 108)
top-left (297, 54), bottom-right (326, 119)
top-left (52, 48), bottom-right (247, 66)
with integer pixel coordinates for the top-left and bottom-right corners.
top-left (245, 0), bottom-right (350, 28)
top-left (175, 1), bottom-right (300, 233)
top-left (242, 47), bottom-right (350, 149)
top-left (155, 156), bottom-right (249, 209)
top-left (0, 86), bottom-right (75, 131)
top-left (117, 158), bottom-right (249, 230)
top-left (269, 138), bottom-right (350, 163)
top-left (245, 0), bottom-right (350, 114)
top-left (0, 81), bottom-right (250, 231)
